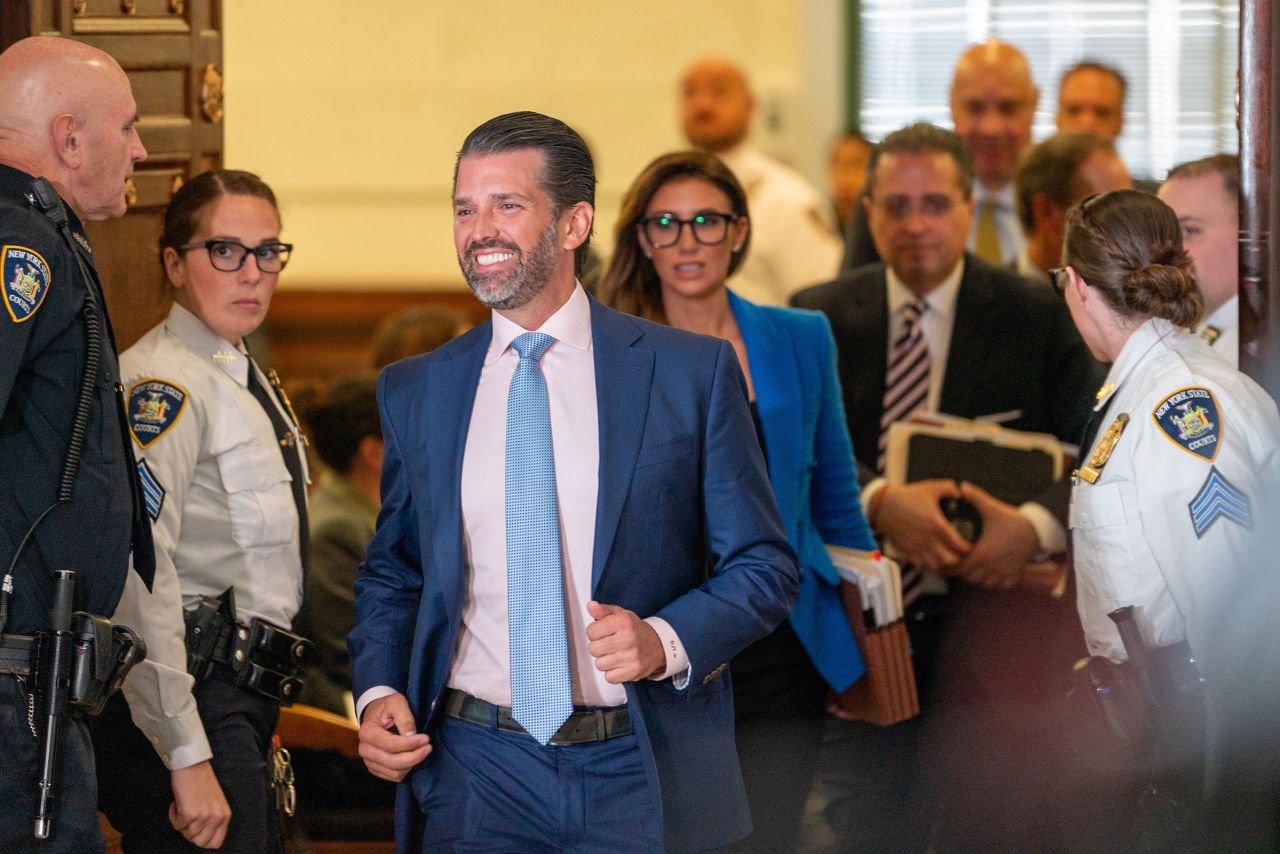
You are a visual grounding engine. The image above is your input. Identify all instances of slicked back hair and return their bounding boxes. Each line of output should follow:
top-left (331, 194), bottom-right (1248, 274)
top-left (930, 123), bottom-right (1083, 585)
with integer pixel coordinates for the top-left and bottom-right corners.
top-left (454, 111), bottom-right (596, 274)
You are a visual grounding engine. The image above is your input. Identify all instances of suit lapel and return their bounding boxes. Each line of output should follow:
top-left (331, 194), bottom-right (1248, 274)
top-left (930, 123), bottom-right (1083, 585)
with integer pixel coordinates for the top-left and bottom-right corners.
top-left (589, 300), bottom-right (653, 593)
top-left (940, 255), bottom-right (998, 417)
top-left (730, 292), bottom-right (799, 522)
top-left (425, 324), bottom-right (489, 625)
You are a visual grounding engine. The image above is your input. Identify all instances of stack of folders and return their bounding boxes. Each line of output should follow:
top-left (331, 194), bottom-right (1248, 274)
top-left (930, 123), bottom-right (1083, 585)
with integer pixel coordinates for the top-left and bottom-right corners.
top-left (825, 545), bottom-right (920, 726)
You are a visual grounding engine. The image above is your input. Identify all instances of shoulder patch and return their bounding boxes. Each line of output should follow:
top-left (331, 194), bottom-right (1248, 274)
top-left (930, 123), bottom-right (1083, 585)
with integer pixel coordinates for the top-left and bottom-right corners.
top-left (1188, 466), bottom-right (1251, 538)
top-left (136, 459), bottom-right (165, 521)
top-left (3, 244), bottom-right (51, 323)
top-left (128, 378), bottom-right (188, 448)
top-left (1152, 386), bottom-right (1221, 462)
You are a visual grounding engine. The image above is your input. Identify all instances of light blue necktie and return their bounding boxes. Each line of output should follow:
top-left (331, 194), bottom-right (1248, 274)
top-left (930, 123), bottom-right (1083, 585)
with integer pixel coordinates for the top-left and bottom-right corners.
top-left (506, 331), bottom-right (573, 745)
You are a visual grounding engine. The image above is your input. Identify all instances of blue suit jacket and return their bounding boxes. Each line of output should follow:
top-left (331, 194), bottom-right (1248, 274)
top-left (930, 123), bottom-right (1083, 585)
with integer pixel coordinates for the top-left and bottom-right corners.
top-left (730, 292), bottom-right (875, 692)
top-left (350, 296), bottom-right (799, 853)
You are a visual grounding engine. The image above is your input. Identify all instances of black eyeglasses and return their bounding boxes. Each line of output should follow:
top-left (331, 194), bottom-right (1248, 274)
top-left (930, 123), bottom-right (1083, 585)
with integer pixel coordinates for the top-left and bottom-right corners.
top-left (1049, 267), bottom-right (1069, 296)
top-left (179, 240), bottom-right (293, 273)
top-left (638, 212), bottom-right (735, 248)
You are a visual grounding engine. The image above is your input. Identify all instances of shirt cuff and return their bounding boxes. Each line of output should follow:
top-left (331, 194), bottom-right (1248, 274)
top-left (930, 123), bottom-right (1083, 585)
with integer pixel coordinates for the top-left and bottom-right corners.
top-left (1018, 501), bottom-right (1067, 556)
top-left (355, 685), bottom-right (399, 724)
top-left (644, 616), bottom-right (690, 689)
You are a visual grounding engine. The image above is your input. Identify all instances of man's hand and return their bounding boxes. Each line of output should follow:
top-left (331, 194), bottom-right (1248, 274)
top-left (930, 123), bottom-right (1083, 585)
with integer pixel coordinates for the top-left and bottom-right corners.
top-left (168, 760), bottom-right (231, 849)
top-left (874, 480), bottom-right (972, 572)
top-left (357, 692), bottom-right (431, 782)
top-left (953, 482), bottom-right (1040, 588)
top-left (586, 601), bottom-right (664, 683)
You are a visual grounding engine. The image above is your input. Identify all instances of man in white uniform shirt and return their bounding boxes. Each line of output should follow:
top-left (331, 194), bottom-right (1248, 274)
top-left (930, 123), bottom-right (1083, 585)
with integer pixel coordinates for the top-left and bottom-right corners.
top-left (1158, 154), bottom-right (1241, 365)
top-left (680, 56), bottom-right (843, 305)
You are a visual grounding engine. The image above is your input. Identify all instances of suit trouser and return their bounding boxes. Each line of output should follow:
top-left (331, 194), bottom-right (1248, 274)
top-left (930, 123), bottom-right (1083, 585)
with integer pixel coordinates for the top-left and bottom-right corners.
top-left (0, 675), bottom-right (104, 854)
top-left (94, 665), bottom-right (281, 854)
top-left (413, 714), bottom-right (665, 853)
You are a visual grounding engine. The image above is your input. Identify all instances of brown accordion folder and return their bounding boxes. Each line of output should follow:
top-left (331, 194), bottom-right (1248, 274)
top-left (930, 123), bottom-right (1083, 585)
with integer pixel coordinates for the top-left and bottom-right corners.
top-left (825, 548), bottom-right (919, 726)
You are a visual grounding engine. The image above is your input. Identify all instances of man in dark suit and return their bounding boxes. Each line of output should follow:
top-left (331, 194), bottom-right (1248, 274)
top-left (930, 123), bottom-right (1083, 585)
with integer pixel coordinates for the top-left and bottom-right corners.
top-left (349, 111), bottom-right (798, 853)
top-left (794, 122), bottom-right (1102, 851)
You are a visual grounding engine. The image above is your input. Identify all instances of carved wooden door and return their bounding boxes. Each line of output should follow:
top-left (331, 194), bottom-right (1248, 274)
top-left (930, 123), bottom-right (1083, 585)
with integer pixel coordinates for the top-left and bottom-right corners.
top-left (0, 0), bottom-right (223, 348)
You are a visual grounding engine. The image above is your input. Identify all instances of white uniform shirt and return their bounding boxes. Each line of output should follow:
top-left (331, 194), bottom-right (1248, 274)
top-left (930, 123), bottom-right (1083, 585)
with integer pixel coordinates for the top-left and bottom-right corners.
top-left (1070, 317), bottom-right (1280, 663)
top-left (719, 143), bottom-right (843, 306)
top-left (1196, 294), bottom-right (1239, 367)
top-left (112, 302), bottom-right (307, 769)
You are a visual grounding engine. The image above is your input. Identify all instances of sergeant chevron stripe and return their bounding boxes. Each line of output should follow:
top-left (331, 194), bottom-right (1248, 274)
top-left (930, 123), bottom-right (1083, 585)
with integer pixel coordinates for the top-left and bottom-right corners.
top-left (1188, 466), bottom-right (1251, 539)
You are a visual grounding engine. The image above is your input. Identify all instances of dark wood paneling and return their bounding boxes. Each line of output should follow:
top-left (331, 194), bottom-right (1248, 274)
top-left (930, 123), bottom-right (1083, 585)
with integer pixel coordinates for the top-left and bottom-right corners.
top-left (261, 288), bottom-right (486, 386)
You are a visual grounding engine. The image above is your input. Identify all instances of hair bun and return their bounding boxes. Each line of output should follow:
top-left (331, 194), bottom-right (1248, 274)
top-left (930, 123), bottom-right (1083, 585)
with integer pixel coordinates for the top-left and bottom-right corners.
top-left (1124, 261), bottom-right (1203, 328)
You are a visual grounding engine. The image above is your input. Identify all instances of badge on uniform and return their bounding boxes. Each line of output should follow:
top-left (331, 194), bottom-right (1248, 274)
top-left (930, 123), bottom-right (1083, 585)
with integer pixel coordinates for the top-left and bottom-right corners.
top-left (1189, 466), bottom-right (1252, 538)
top-left (1152, 387), bottom-right (1221, 462)
top-left (128, 378), bottom-right (188, 448)
top-left (3, 244), bottom-right (51, 323)
top-left (1079, 413), bottom-right (1129, 484)
top-left (136, 459), bottom-right (165, 521)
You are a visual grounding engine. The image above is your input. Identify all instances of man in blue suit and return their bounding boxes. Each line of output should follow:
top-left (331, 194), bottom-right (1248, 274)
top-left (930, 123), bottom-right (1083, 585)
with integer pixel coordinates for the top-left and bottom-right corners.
top-left (349, 111), bottom-right (799, 853)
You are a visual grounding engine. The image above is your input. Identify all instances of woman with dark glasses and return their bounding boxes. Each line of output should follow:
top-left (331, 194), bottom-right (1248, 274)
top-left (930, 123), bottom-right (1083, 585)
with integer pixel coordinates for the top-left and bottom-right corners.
top-left (601, 150), bottom-right (875, 852)
top-left (95, 169), bottom-right (309, 853)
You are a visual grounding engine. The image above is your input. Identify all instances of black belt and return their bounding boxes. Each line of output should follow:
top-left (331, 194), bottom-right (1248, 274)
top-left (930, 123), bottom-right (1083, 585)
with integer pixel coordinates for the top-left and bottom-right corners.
top-left (0, 633), bottom-right (35, 678)
top-left (442, 689), bottom-right (632, 745)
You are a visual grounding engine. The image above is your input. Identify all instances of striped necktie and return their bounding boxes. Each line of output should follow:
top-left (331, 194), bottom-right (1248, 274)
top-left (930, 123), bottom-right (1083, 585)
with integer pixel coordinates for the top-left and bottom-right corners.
top-left (879, 298), bottom-right (930, 473)
top-left (506, 332), bottom-right (573, 745)
top-left (880, 300), bottom-right (930, 605)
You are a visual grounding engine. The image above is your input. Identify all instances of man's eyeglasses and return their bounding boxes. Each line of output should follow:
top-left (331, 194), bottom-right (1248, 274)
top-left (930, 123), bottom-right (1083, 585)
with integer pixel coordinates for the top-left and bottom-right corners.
top-left (179, 240), bottom-right (293, 273)
top-left (638, 212), bottom-right (735, 248)
top-left (1049, 267), bottom-right (1069, 297)
top-left (869, 194), bottom-right (956, 220)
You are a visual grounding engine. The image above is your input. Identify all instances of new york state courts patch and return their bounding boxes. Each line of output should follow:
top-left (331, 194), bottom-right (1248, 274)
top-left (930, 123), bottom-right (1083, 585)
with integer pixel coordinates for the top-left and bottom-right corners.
top-left (128, 378), bottom-right (188, 449)
top-left (3, 244), bottom-right (50, 323)
top-left (1152, 386), bottom-right (1221, 462)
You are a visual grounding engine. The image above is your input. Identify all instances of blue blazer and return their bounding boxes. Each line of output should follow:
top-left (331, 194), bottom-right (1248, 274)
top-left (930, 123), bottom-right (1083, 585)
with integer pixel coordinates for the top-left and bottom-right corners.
top-left (350, 297), bottom-right (799, 853)
top-left (730, 291), bottom-right (875, 691)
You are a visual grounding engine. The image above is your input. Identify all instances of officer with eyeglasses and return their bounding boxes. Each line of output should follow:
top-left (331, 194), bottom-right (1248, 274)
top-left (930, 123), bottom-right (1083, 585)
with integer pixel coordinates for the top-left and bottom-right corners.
top-left (94, 169), bottom-right (310, 853)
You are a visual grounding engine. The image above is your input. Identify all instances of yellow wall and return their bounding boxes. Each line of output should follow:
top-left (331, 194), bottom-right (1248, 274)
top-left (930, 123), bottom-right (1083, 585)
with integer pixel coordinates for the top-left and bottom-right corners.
top-left (225, 2), bottom-right (843, 290)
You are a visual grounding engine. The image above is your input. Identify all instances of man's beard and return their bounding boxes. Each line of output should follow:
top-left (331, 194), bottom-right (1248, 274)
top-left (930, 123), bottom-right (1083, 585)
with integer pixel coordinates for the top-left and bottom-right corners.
top-left (459, 219), bottom-right (562, 312)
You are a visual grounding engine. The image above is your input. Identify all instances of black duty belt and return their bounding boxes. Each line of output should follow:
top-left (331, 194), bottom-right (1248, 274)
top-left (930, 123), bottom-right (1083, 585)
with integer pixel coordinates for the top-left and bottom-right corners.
top-left (442, 689), bottom-right (632, 745)
top-left (0, 633), bottom-right (35, 677)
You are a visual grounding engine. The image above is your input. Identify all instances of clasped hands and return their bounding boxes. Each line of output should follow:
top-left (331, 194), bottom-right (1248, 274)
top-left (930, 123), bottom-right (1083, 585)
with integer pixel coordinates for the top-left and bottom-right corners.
top-left (874, 478), bottom-right (1039, 589)
top-left (358, 600), bottom-right (663, 782)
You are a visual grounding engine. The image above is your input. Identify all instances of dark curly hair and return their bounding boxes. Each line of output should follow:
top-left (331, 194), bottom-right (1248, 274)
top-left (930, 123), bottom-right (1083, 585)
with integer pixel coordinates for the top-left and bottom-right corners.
top-left (1063, 189), bottom-right (1203, 329)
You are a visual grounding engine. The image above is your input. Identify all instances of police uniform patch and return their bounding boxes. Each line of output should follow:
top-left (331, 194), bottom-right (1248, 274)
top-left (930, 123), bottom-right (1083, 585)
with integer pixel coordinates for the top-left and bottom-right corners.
top-left (1188, 466), bottom-right (1251, 538)
top-left (128, 378), bottom-right (188, 448)
top-left (3, 244), bottom-right (51, 323)
top-left (1152, 387), bottom-right (1221, 461)
top-left (136, 459), bottom-right (165, 521)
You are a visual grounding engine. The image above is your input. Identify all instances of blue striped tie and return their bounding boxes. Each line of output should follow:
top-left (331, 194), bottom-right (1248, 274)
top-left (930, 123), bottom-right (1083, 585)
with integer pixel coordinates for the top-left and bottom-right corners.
top-left (506, 331), bottom-right (573, 745)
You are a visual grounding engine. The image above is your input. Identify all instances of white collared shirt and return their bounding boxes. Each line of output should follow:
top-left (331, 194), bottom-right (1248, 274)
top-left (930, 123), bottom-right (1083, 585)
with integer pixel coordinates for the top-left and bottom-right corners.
top-left (1196, 294), bottom-right (1239, 367)
top-left (886, 259), bottom-right (963, 416)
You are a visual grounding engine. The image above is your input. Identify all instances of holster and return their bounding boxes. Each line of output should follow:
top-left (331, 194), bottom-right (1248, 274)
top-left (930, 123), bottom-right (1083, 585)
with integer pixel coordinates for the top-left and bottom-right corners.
top-left (183, 587), bottom-right (312, 705)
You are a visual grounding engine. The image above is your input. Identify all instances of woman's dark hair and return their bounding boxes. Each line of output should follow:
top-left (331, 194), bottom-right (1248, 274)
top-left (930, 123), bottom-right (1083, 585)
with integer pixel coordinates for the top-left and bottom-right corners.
top-left (159, 169), bottom-right (280, 259)
top-left (598, 150), bottom-right (751, 323)
top-left (304, 373), bottom-right (381, 474)
top-left (1063, 189), bottom-right (1203, 329)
